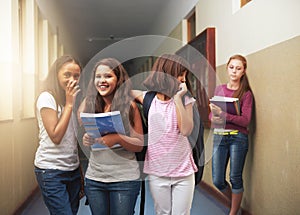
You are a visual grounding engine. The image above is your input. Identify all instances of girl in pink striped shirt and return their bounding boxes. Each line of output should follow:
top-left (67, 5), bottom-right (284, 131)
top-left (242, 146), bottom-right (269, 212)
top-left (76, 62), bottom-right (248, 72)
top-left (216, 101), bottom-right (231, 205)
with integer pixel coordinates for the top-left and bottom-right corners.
top-left (134, 54), bottom-right (197, 215)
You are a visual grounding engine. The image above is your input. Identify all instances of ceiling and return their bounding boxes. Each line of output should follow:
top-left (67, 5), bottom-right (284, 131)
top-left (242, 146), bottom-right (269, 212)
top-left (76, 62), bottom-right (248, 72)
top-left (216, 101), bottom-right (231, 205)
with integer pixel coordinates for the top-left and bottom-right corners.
top-left (35, 0), bottom-right (198, 65)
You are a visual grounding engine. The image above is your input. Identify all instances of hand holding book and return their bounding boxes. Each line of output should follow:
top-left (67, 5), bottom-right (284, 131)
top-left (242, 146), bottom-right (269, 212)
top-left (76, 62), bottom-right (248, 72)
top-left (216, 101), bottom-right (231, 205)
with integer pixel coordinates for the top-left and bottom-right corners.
top-left (80, 111), bottom-right (125, 151)
top-left (209, 103), bottom-right (222, 116)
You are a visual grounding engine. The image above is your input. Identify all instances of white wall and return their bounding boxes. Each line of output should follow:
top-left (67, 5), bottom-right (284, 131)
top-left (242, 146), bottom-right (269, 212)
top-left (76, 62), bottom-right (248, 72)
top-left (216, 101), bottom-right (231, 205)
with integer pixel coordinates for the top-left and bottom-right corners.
top-left (152, 0), bottom-right (199, 36)
top-left (196, 0), bottom-right (300, 65)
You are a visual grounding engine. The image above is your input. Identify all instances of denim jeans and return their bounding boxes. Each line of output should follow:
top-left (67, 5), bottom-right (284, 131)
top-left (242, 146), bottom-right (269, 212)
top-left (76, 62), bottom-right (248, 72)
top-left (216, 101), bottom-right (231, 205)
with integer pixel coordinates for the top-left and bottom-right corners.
top-left (34, 167), bottom-right (81, 215)
top-left (212, 132), bottom-right (248, 194)
top-left (84, 178), bottom-right (141, 215)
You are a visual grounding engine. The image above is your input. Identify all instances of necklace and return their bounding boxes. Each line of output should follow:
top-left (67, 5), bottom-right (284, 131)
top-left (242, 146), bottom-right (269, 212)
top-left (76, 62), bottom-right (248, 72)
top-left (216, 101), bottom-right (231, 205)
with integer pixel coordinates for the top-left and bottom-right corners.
top-left (104, 104), bottom-right (111, 112)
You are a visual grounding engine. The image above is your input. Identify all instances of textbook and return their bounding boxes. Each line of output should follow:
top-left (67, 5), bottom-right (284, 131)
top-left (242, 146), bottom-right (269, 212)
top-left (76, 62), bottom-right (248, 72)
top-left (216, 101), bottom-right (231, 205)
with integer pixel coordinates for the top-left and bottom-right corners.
top-left (209, 96), bottom-right (240, 115)
top-left (80, 111), bottom-right (125, 150)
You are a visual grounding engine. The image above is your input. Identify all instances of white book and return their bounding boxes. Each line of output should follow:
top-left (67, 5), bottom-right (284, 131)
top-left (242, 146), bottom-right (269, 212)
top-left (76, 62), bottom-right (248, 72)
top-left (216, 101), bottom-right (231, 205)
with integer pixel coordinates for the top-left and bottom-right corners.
top-left (209, 96), bottom-right (240, 115)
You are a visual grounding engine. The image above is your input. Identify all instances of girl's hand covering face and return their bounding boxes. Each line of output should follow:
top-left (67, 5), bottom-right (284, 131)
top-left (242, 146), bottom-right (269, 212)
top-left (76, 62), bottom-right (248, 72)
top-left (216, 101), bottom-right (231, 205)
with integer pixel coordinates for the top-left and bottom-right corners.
top-left (65, 80), bottom-right (80, 107)
top-left (175, 82), bottom-right (188, 97)
top-left (66, 80), bottom-right (80, 96)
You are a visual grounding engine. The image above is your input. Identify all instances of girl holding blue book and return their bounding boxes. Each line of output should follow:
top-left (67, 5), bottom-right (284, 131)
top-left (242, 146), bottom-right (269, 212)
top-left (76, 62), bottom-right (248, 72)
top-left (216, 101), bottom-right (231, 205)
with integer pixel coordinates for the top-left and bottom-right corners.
top-left (78, 58), bottom-right (144, 215)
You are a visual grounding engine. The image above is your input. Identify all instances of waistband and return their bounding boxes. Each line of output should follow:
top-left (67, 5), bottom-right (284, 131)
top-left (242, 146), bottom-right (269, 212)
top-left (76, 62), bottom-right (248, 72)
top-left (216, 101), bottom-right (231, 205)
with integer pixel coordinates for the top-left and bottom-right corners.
top-left (213, 130), bottom-right (239, 136)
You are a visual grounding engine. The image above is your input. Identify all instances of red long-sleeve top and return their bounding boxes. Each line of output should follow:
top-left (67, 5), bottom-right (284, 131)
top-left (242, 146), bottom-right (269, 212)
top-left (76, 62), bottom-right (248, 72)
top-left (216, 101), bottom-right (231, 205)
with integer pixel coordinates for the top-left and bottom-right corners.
top-left (209, 84), bottom-right (253, 134)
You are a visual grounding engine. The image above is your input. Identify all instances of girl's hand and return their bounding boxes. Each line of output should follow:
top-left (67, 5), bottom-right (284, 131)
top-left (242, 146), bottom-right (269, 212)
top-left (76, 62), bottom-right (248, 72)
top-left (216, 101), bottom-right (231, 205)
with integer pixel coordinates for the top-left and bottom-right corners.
top-left (65, 80), bottom-right (80, 108)
top-left (82, 133), bottom-right (96, 146)
top-left (211, 115), bottom-right (225, 125)
top-left (209, 103), bottom-right (222, 116)
top-left (96, 134), bottom-right (118, 148)
top-left (175, 82), bottom-right (188, 98)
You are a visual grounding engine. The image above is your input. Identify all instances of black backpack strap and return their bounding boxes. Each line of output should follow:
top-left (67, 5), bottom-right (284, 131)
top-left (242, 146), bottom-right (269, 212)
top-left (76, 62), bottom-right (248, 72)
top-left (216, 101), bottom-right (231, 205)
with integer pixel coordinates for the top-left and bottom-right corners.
top-left (138, 91), bottom-right (156, 215)
top-left (183, 92), bottom-right (205, 185)
top-left (143, 91), bottom-right (156, 121)
top-left (139, 180), bottom-right (146, 215)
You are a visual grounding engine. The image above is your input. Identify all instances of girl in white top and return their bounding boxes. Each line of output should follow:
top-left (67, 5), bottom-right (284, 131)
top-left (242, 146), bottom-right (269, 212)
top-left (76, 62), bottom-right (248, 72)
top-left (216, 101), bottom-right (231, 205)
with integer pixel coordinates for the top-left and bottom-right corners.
top-left (34, 55), bottom-right (82, 215)
top-left (134, 54), bottom-right (197, 215)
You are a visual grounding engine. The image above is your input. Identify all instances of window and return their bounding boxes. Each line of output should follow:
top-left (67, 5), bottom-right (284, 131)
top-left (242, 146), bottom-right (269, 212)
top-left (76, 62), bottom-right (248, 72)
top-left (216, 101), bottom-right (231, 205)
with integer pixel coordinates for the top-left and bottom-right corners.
top-left (0, 0), bottom-right (62, 120)
top-left (38, 19), bottom-right (49, 81)
top-left (241, 0), bottom-right (252, 8)
top-left (0, 0), bottom-right (14, 120)
top-left (233, 0), bottom-right (252, 13)
top-left (19, 0), bottom-right (37, 118)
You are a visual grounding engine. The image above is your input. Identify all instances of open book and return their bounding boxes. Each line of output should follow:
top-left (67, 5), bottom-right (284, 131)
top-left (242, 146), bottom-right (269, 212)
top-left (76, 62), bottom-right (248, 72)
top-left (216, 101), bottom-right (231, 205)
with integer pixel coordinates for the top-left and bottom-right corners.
top-left (80, 111), bottom-right (125, 150)
top-left (209, 96), bottom-right (240, 115)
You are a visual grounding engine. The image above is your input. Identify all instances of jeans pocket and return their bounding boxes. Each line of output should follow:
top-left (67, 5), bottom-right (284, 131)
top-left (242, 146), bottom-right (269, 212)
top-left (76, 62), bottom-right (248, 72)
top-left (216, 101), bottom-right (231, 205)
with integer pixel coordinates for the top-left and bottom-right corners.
top-left (233, 133), bottom-right (248, 144)
top-left (213, 135), bottom-right (223, 146)
top-left (34, 167), bottom-right (47, 188)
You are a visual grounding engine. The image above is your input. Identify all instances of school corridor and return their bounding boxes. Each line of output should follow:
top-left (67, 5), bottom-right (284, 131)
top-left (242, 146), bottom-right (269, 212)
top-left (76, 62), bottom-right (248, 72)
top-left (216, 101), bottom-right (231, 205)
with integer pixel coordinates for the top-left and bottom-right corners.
top-left (2, 1), bottom-right (300, 215)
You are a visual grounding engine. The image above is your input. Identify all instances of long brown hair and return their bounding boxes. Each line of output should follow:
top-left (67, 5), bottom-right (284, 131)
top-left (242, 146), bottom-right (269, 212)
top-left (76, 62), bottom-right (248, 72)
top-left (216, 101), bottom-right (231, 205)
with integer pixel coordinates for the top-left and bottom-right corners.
top-left (228, 54), bottom-right (252, 100)
top-left (84, 58), bottom-right (134, 133)
top-left (41, 55), bottom-right (82, 107)
top-left (143, 54), bottom-right (192, 97)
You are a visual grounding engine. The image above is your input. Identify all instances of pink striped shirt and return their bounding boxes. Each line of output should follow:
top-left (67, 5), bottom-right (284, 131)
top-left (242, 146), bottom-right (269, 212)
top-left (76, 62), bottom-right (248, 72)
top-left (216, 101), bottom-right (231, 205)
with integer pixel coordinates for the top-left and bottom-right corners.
top-left (143, 96), bottom-right (197, 177)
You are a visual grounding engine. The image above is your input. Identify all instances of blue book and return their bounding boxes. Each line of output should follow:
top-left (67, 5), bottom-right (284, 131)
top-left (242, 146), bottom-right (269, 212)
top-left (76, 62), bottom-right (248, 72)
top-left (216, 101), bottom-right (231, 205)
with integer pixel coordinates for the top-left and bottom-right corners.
top-left (209, 96), bottom-right (240, 115)
top-left (80, 111), bottom-right (125, 150)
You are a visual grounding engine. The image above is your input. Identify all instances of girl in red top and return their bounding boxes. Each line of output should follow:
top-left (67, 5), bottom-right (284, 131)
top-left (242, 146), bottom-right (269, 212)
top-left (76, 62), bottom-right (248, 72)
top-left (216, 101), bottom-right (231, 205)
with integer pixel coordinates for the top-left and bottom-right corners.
top-left (209, 54), bottom-right (253, 215)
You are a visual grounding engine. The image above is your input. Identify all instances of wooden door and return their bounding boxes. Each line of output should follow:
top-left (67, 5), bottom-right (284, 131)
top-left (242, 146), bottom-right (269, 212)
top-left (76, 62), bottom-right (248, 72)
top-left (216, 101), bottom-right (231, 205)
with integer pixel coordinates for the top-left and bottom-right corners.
top-left (176, 28), bottom-right (216, 128)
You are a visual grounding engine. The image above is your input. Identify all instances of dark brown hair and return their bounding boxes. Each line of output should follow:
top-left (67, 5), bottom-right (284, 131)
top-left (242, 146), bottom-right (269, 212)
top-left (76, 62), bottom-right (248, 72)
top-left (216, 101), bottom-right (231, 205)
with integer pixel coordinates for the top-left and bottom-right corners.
top-left (143, 54), bottom-right (192, 97)
top-left (84, 58), bottom-right (134, 132)
top-left (42, 55), bottom-right (82, 106)
top-left (227, 54), bottom-right (252, 100)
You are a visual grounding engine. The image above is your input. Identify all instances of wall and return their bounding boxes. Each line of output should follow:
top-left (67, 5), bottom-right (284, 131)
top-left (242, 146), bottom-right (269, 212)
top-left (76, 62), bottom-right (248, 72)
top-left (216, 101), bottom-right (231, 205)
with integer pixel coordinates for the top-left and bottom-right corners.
top-left (203, 36), bottom-right (300, 214)
top-left (0, 120), bottom-right (39, 215)
top-left (0, 39), bottom-right (39, 214)
top-left (244, 37), bottom-right (300, 214)
top-left (196, 0), bottom-right (300, 65)
top-left (0, 0), bottom-right (60, 214)
top-left (196, 0), bottom-right (300, 214)
top-left (0, 3), bottom-right (40, 211)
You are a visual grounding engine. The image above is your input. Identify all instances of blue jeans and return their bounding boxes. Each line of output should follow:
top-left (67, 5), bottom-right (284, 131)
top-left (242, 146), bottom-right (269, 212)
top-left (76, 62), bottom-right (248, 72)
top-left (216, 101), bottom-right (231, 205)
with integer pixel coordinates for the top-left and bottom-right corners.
top-left (34, 167), bottom-right (81, 215)
top-left (84, 178), bottom-right (140, 215)
top-left (212, 132), bottom-right (248, 194)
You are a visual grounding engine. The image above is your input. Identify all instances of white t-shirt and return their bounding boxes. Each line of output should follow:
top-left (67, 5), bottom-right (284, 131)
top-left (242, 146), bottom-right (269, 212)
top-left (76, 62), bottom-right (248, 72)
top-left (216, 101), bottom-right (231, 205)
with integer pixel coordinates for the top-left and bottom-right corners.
top-left (34, 91), bottom-right (79, 171)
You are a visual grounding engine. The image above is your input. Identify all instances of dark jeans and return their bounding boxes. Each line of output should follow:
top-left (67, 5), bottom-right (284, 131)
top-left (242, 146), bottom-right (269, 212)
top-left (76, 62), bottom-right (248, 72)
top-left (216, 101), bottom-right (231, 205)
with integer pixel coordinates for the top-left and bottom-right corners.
top-left (34, 167), bottom-right (81, 215)
top-left (212, 132), bottom-right (248, 194)
top-left (84, 178), bottom-right (140, 215)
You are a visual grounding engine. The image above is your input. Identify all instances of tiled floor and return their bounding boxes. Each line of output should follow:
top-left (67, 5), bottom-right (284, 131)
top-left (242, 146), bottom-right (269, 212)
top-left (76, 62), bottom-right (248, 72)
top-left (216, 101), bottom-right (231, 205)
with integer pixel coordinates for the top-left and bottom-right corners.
top-left (20, 180), bottom-right (229, 215)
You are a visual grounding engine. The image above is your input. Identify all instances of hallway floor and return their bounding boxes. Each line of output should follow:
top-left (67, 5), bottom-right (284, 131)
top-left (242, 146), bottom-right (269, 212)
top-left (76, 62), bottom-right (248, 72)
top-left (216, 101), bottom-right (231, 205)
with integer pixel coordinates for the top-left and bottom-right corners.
top-left (19, 180), bottom-right (229, 215)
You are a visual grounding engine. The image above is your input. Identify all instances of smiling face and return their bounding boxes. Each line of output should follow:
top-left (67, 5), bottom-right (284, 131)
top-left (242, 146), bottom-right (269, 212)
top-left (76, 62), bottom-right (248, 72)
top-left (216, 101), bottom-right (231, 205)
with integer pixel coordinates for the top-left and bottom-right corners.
top-left (227, 59), bottom-right (245, 82)
top-left (57, 62), bottom-right (81, 90)
top-left (94, 64), bottom-right (118, 98)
